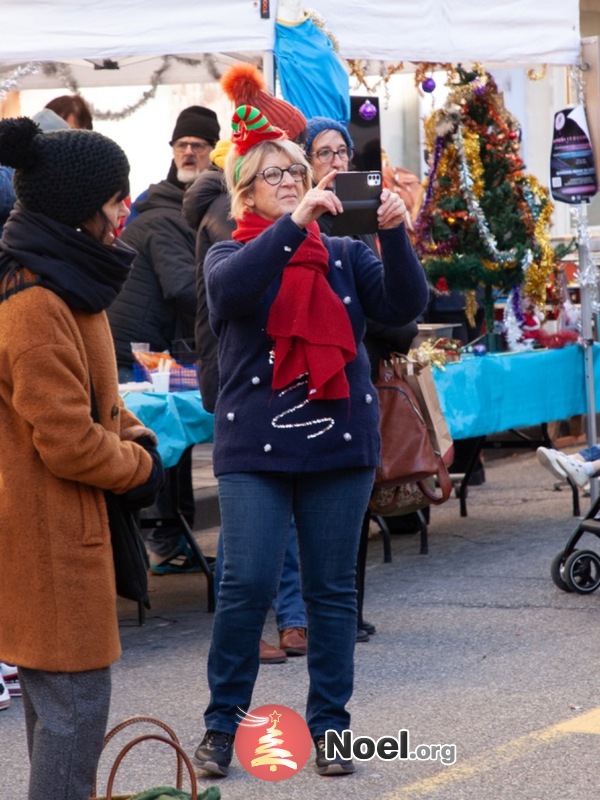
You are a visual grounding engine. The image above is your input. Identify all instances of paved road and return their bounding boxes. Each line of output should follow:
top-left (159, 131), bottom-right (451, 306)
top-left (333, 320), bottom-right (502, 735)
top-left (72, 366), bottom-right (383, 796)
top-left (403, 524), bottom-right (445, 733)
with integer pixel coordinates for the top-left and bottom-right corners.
top-left (3, 443), bottom-right (600, 799)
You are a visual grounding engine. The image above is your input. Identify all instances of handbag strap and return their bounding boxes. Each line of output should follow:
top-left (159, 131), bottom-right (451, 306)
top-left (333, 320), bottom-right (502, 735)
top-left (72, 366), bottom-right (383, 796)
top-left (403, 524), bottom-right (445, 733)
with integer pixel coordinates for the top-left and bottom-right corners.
top-left (91, 716), bottom-right (184, 797)
top-left (104, 734), bottom-right (197, 799)
top-left (418, 454), bottom-right (453, 504)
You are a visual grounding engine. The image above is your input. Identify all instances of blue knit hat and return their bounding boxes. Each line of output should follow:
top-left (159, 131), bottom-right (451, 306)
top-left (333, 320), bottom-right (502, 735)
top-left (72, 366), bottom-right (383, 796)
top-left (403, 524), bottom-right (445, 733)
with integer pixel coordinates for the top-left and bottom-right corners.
top-left (304, 117), bottom-right (354, 157)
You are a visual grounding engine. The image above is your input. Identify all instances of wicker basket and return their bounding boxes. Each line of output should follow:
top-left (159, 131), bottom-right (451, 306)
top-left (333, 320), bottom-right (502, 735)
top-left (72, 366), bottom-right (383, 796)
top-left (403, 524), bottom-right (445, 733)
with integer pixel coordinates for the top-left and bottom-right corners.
top-left (91, 716), bottom-right (199, 800)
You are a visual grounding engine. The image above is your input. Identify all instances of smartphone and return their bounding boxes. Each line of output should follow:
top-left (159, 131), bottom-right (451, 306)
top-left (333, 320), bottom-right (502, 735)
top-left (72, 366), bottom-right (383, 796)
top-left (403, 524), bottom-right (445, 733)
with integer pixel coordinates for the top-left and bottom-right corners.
top-left (323, 170), bottom-right (382, 236)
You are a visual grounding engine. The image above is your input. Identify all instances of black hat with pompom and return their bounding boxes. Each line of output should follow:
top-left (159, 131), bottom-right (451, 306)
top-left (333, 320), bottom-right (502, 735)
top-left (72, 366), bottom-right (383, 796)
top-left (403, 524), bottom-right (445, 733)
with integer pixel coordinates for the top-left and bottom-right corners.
top-left (0, 117), bottom-right (129, 227)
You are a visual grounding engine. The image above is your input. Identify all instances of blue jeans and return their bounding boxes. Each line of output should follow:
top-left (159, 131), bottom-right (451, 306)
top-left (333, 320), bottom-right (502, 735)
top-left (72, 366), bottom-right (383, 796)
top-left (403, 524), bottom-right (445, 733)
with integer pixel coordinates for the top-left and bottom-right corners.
top-left (580, 445), bottom-right (600, 462)
top-left (214, 519), bottom-right (307, 630)
top-left (204, 468), bottom-right (374, 738)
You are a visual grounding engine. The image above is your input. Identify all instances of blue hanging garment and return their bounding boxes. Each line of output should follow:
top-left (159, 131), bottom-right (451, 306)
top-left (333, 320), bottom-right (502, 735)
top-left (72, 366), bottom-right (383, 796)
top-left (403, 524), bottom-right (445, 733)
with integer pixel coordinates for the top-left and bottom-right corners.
top-left (274, 16), bottom-right (350, 124)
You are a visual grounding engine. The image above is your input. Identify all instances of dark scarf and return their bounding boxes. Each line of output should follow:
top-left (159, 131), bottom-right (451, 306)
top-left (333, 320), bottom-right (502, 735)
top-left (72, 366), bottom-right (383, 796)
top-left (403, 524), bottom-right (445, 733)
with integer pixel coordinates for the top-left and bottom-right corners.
top-left (233, 212), bottom-right (356, 400)
top-left (0, 207), bottom-right (136, 312)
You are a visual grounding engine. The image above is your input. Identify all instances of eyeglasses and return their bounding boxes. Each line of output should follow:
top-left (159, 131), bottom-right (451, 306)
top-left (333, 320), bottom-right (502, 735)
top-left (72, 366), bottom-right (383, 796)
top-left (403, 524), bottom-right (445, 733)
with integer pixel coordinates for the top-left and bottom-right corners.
top-left (310, 146), bottom-right (353, 164)
top-left (173, 140), bottom-right (211, 153)
top-left (254, 163), bottom-right (308, 186)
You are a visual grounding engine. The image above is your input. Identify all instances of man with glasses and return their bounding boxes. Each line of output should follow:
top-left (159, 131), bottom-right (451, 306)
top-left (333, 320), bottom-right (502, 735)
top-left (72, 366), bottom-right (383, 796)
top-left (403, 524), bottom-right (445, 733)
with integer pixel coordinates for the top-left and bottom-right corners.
top-left (170, 113), bottom-right (216, 187)
top-left (108, 106), bottom-right (220, 572)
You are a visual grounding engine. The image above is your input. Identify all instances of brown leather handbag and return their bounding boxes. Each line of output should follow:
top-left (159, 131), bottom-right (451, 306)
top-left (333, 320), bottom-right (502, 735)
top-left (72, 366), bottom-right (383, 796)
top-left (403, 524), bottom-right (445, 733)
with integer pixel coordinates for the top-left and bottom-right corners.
top-left (369, 355), bottom-right (452, 515)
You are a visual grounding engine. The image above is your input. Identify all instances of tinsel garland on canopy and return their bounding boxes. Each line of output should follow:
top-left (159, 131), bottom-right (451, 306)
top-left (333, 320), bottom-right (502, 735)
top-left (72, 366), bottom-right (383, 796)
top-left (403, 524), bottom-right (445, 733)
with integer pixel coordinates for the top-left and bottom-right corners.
top-left (413, 67), bottom-right (560, 345)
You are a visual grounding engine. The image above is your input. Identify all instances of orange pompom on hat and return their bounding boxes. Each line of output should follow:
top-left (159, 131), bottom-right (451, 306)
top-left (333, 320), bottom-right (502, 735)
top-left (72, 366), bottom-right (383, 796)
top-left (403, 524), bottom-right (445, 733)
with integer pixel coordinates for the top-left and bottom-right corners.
top-left (221, 63), bottom-right (306, 141)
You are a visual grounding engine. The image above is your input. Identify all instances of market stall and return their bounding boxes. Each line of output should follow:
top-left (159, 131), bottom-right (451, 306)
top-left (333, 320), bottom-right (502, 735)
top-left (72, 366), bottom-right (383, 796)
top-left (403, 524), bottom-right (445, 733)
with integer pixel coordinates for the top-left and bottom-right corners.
top-left (0, 1), bottom-right (581, 73)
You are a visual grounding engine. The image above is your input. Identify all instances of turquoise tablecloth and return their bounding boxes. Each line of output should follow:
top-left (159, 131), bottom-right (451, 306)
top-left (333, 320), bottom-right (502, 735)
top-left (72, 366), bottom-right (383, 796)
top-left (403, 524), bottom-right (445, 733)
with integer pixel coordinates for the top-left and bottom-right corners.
top-left (432, 344), bottom-right (599, 440)
top-left (122, 347), bottom-right (598, 463)
top-left (123, 390), bottom-right (214, 469)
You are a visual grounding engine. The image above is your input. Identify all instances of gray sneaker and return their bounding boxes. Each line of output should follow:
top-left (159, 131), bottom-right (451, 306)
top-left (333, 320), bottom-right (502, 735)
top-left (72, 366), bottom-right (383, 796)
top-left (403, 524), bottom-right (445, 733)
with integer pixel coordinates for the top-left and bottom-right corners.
top-left (314, 735), bottom-right (355, 776)
top-left (193, 729), bottom-right (234, 777)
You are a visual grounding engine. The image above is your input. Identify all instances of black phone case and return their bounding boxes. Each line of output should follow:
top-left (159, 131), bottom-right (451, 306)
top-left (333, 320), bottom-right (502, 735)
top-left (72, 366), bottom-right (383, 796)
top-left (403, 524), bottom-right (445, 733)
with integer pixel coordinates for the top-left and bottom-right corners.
top-left (323, 171), bottom-right (382, 236)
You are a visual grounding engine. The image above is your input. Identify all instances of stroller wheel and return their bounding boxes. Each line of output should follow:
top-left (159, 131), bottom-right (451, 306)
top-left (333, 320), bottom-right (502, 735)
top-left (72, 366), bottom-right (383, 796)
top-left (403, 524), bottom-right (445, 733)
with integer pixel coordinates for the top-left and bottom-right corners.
top-left (563, 550), bottom-right (600, 594)
top-left (551, 551), bottom-right (573, 592)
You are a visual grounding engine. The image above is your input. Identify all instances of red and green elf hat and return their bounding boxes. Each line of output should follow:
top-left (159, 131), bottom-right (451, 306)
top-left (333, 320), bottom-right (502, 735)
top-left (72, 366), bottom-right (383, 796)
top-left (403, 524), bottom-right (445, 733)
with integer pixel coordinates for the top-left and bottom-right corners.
top-left (231, 104), bottom-right (286, 183)
top-left (231, 104), bottom-right (286, 154)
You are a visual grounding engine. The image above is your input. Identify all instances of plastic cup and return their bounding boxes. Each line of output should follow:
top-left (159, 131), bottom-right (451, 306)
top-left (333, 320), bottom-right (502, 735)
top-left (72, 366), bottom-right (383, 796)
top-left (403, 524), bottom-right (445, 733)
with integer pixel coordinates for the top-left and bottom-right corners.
top-left (130, 342), bottom-right (150, 352)
top-left (150, 371), bottom-right (170, 393)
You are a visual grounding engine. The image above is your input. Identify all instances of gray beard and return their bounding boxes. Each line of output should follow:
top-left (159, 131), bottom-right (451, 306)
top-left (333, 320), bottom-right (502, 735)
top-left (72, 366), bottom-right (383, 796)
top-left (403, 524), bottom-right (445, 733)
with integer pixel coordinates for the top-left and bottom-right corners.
top-left (177, 166), bottom-right (200, 185)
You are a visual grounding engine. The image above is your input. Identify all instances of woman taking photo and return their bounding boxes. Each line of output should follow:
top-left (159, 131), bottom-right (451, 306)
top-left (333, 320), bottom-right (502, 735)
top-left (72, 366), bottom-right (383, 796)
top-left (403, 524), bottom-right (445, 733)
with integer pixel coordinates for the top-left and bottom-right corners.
top-left (0, 118), bottom-right (163, 800)
top-left (193, 105), bottom-right (428, 778)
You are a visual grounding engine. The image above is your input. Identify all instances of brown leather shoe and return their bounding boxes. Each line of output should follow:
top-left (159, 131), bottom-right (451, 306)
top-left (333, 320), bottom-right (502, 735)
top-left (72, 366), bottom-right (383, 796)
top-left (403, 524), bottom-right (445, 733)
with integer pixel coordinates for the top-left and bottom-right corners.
top-left (259, 639), bottom-right (287, 664)
top-left (279, 627), bottom-right (308, 656)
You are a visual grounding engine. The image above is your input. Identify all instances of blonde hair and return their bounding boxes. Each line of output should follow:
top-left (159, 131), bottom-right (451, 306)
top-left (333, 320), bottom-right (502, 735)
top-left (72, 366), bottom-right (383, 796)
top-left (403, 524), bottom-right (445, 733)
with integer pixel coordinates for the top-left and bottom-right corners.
top-left (225, 138), bottom-right (312, 219)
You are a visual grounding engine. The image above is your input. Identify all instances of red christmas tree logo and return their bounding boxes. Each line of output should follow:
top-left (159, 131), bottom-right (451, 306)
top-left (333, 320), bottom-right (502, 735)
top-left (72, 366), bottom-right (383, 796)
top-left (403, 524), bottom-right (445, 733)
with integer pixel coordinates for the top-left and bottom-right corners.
top-left (235, 704), bottom-right (312, 781)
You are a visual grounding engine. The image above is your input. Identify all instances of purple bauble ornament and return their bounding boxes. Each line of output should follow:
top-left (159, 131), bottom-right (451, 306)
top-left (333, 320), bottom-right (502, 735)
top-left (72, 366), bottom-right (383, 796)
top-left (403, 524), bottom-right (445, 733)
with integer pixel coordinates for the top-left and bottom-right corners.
top-left (358, 100), bottom-right (377, 121)
top-left (473, 343), bottom-right (487, 357)
top-left (422, 77), bottom-right (436, 93)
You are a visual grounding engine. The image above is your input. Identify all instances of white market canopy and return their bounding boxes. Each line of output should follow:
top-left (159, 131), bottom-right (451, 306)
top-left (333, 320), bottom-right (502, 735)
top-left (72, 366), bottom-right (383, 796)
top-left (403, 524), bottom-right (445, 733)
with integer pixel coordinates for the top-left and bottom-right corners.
top-left (0, 0), bottom-right (582, 90)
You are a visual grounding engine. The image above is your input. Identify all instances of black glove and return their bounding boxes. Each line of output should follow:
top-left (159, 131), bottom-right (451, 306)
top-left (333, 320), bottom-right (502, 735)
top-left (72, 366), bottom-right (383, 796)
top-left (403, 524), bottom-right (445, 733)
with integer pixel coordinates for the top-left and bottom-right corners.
top-left (121, 440), bottom-right (165, 510)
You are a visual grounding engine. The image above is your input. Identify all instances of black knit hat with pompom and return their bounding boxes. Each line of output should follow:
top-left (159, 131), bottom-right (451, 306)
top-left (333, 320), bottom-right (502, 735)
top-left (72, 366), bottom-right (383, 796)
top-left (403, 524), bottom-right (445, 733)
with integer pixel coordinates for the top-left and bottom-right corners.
top-left (0, 117), bottom-right (129, 227)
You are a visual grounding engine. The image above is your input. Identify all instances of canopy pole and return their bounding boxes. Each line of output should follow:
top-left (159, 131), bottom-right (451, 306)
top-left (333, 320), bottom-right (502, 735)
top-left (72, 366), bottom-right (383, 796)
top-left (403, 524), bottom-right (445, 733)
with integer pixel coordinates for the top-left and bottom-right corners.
top-left (263, 51), bottom-right (276, 95)
top-left (577, 201), bottom-right (598, 502)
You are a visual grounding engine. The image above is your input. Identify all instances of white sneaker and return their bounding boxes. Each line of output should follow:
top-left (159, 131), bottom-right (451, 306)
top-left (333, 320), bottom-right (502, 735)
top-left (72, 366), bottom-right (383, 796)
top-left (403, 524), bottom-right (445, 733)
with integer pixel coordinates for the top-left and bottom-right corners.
top-left (556, 455), bottom-right (590, 488)
top-left (536, 447), bottom-right (568, 480)
top-left (0, 662), bottom-right (17, 680)
top-left (0, 663), bottom-right (20, 697)
top-left (0, 674), bottom-right (10, 710)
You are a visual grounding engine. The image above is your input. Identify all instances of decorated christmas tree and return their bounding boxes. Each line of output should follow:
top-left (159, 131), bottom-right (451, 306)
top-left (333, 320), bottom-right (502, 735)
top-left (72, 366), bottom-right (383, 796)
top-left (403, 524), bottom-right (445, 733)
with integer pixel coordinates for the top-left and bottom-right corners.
top-left (414, 67), bottom-right (559, 345)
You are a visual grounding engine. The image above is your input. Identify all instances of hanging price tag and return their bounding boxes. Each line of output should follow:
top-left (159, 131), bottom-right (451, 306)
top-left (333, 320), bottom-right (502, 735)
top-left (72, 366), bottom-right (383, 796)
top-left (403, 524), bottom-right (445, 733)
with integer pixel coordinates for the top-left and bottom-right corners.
top-left (550, 106), bottom-right (598, 204)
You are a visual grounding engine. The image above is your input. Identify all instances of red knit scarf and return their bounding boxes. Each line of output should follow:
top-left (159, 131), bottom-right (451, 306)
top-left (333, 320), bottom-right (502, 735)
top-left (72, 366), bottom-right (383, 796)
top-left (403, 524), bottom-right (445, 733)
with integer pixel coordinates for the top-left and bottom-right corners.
top-left (233, 212), bottom-right (357, 400)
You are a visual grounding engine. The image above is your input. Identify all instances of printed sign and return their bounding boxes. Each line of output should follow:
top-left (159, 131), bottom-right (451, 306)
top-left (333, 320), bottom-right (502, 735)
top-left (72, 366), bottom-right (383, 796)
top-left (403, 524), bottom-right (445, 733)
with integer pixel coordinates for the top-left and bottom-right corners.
top-left (550, 106), bottom-right (598, 204)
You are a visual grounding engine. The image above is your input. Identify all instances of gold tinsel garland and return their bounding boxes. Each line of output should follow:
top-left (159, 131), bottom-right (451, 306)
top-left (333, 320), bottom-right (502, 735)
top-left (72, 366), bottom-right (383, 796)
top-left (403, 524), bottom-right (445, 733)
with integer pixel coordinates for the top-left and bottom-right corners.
top-left (346, 60), bottom-right (405, 94)
top-left (521, 176), bottom-right (555, 304)
top-left (464, 290), bottom-right (478, 328)
top-left (527, 65), bottom-right (547, 81)
top-left (462, 129), bottom-right (484, 198)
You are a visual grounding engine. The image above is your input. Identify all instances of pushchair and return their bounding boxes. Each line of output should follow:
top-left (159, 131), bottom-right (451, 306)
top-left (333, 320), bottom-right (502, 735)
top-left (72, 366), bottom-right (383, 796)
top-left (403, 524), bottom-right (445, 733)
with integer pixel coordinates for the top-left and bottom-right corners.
top-left (551, 489), bottom-right (600, 594)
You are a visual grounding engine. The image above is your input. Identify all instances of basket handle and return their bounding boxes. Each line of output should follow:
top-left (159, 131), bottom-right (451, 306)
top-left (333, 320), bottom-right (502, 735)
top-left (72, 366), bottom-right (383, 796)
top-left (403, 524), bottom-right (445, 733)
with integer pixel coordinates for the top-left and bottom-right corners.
top-left (91, 716), bottom-right (183, 797)
top-left (104, 733), bottom-right (198, 800)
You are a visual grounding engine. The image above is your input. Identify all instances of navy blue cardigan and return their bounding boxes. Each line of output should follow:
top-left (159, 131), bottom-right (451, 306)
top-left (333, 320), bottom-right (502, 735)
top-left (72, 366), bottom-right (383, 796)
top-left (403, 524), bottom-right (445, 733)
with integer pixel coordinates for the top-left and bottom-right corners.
top-left (205, 213), bottom-right (428, 476)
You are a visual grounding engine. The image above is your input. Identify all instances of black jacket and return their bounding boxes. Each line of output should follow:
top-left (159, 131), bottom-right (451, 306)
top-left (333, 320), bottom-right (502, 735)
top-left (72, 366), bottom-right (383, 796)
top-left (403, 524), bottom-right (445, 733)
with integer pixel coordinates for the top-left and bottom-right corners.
top-left (108, 180), bottom-right (196, 369)
top-left (182, 168), bottom-right (235, 412)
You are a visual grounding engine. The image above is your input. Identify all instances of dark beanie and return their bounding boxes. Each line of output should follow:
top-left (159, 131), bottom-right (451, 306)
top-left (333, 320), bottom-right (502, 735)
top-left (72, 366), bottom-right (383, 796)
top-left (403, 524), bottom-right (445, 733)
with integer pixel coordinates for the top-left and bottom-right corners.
top-left (304, 116), bottom-right (354, 156)
top-left (0, 117), bottom-right (129, 228)
top-left (169, 106), bottom-right (220, 146)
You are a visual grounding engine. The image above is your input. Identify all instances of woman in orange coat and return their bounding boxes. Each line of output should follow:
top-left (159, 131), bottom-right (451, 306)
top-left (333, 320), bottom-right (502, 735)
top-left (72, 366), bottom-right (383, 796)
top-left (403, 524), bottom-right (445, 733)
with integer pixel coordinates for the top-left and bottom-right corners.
top-left (0, 118), bottom-right (163, 800)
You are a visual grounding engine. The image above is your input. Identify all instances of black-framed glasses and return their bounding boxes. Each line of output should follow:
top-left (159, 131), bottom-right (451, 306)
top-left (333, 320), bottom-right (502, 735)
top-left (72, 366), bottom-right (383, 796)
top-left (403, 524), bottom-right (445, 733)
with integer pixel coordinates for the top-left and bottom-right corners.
top-left (310, 146), bottom-right (353, 164)
top-left (173, 140), bottom-right (211, 153)
top-left (254, 163), bottom-right (308, 186)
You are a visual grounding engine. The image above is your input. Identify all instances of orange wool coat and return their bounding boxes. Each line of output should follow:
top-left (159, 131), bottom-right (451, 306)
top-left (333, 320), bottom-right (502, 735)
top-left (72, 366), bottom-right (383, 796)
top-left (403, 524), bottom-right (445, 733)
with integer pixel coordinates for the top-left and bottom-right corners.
top-left (0, 276), bottom-right (154, 672)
